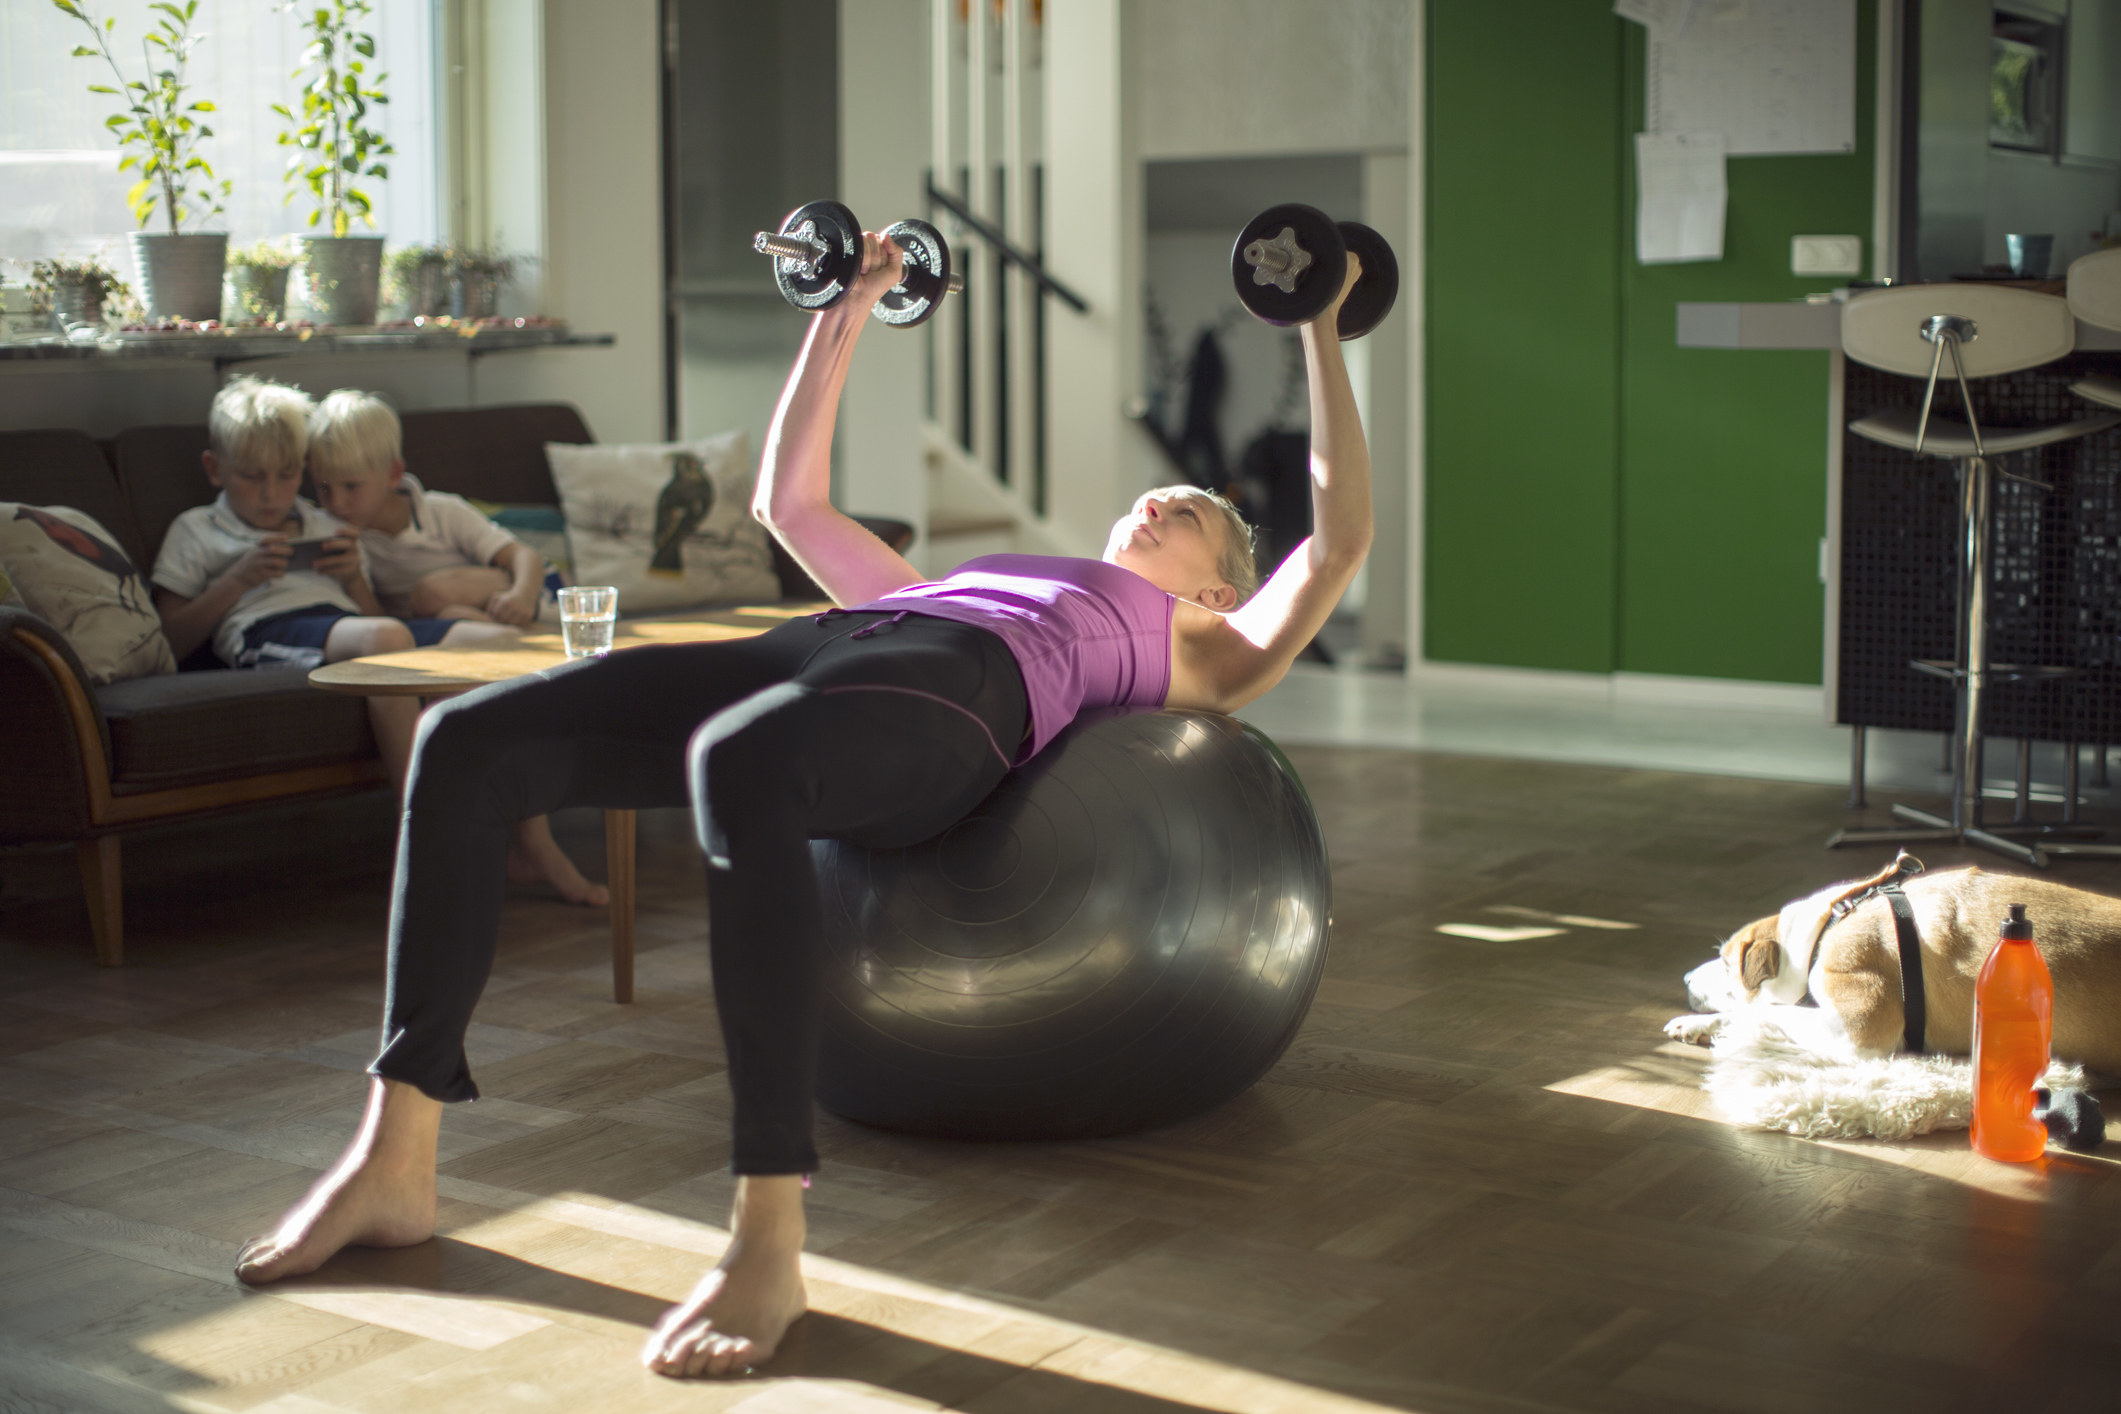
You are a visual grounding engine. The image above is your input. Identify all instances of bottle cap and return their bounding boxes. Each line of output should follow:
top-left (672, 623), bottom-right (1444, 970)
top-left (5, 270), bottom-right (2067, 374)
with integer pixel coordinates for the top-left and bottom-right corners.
top-left (2003, 903), bottom-right (2032, 940)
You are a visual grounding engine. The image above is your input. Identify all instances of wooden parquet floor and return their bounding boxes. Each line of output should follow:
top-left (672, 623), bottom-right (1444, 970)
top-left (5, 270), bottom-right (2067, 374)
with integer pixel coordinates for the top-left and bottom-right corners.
top-left (4, 747), bottom-right (2120, 1414)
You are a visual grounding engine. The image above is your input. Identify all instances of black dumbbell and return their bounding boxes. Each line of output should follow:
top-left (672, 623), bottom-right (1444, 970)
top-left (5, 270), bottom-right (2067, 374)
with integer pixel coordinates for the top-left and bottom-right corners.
top-left (1231, 202), bottom-right (1399, 340)
top-left (754, 202), bottom-right (965, 328)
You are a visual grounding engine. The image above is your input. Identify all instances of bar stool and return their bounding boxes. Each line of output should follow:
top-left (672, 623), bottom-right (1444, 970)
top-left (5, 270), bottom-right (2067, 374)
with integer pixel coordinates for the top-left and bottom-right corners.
top-left (1830, 284), bottom-right (2121, 864)
top-left (2068, 247), bottom-right (2121, 412)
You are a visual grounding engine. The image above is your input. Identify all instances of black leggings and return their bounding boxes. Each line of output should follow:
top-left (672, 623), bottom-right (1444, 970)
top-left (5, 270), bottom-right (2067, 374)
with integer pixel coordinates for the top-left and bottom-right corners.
top-left (368, 611), bottom-right (1028, 1174)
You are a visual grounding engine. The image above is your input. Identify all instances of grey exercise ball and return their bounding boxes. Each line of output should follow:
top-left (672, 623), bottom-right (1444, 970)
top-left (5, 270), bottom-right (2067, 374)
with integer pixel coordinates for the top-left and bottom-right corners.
top-left (812, 708), bottom-right (1331, 1140)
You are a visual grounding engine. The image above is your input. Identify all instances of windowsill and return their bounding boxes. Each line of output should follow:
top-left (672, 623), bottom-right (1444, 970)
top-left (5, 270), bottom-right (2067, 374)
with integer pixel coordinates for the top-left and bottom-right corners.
top-left (0, 323), bottom-right (613, 365)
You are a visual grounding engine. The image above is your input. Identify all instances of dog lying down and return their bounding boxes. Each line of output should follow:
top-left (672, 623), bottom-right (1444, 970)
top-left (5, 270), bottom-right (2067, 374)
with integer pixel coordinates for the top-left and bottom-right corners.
top-left (1667, 857), bottom-right (2121, 1073)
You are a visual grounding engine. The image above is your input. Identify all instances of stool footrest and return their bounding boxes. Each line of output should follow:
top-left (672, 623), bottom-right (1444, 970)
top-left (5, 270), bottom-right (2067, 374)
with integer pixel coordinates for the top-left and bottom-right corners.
top-left (1908, 659), bottom-right (2080, 684)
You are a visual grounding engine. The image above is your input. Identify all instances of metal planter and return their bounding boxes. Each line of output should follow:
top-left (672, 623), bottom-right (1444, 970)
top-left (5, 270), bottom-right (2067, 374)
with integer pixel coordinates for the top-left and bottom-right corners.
top-left (129, 232), bottom-right (228, 321)
top-left (227, 266), bottom-right (291, 323)
top-left (300, 236), bottom-right (386, 326)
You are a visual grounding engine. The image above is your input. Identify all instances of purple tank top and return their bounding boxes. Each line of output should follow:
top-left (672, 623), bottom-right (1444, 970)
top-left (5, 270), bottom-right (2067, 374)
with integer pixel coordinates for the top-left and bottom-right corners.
top-left (853, 554), bottom-right (1174, 762)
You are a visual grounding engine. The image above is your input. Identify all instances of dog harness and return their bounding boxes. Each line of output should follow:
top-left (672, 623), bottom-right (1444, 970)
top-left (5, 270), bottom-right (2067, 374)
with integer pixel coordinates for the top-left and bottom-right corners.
top-left (1807, 851), bottom-right (1929, 1053)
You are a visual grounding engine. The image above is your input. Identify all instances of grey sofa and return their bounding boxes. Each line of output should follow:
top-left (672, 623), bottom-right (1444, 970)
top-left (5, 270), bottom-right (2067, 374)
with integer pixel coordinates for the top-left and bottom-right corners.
top-left (1, 404), bottom-right (909, 966)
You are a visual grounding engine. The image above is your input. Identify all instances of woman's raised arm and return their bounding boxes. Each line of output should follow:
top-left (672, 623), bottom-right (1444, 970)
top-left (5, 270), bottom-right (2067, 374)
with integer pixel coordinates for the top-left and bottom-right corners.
top-left (753, 233), bottom-right (929, 607)
top-left (1185, 261), bottom-right (1375, 709)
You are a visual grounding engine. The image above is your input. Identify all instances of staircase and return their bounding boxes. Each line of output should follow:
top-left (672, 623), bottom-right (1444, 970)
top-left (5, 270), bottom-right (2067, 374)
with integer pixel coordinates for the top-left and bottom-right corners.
top-left (914, 0), bottom-right (1097, 575)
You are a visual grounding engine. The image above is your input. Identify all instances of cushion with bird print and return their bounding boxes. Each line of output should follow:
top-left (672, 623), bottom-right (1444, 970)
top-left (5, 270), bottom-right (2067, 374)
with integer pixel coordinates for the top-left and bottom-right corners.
top-left (0, 502), bottom-right (177, 684)
top-left (544, 431), bottom-right (780, 613)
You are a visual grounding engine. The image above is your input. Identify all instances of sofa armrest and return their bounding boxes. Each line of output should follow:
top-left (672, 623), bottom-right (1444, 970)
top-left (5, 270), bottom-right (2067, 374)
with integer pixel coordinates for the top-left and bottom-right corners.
top-left (767, 515), bottom-right (920, 602)
top-left (0, 607), bottom-right (113, 841)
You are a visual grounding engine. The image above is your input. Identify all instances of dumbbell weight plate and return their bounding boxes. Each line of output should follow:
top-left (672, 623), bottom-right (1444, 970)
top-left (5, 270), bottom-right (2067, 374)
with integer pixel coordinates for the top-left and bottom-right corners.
top-left (1230, 203), bottom-right (1347, 329)
top-left (770, 200), bottom-right (863, 311)
top-left (1334, 221), bottom-right (1399, 341)
top-left (874, 219), bottom-right (954, 328)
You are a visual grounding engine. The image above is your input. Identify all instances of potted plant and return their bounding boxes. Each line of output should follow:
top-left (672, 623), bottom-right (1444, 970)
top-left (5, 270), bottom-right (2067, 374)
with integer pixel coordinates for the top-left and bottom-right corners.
top-left (55, 0), bottom-right (231, 321)
top-left (450, 246), bottom-right (517, 320)
top-left (26, 255), bottom-right (131, 332)
top-left (274, 0), bottom-right (394, 325)
top-left (226, 240), bottom-right (298, 323)
top-left (383, 243), bottom-right (450, 319)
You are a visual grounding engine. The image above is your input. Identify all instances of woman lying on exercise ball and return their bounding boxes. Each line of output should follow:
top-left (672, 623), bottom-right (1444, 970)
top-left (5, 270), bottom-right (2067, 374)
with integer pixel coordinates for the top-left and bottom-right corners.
top-left (234, 228), bottom-right (1373, 1378)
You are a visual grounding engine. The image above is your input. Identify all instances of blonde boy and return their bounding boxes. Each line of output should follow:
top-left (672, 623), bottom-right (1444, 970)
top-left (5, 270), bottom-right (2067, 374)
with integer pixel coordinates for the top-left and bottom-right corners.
top-left (307, 390), bottom-right (549, 625)
top-left (306, 387), bottom-right (604, 907)
top-left (152, 377), bottom-right (431, 784)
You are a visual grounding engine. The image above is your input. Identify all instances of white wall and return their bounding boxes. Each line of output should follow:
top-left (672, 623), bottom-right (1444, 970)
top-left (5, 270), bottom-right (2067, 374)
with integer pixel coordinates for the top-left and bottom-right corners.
top-left (1044, 0), bottom-right (1143, 556)
top-left (1128, 0), bottom-right (1416, 663)
top-left (1984, 150), bottom-right (2121, 274)
top-left (1135, 0), bottom-right (1412, 161)
top-left (472, 0), bottom-right (663, 444)
top-left (836, 0), bottom-right (931, 536)
top-left (1361, 148), bottom-right (1409, 663)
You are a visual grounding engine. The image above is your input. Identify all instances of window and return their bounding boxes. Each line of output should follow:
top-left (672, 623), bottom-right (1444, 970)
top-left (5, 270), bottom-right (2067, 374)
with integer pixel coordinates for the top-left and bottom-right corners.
top-left (0, 0), bottom-right (437, 264)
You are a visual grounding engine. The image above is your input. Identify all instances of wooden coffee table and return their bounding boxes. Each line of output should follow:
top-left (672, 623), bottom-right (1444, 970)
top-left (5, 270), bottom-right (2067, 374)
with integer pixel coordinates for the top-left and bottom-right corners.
top-left (309, 604), bottom-right (824, 1002)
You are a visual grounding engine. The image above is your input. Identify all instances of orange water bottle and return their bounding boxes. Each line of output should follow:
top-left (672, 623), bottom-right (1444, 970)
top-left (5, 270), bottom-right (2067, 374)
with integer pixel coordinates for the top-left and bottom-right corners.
top-left (1971, 903), bottom-right (2054, 1162)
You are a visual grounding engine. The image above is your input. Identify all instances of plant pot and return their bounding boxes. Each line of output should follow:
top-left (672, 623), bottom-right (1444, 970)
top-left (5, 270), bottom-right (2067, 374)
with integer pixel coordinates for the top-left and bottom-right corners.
top-left (452, 270), bottom-right (500, 320)
top-left (300, 235), bottom-right (386, 326)
top-left (129, 231), bottom-right (228, 321)
top-left (227, 266), bottom-right (292, 323)
top-left (50, 281), bottom-right (105, 331)
top-left (404, 262), bottom-right (450, 318)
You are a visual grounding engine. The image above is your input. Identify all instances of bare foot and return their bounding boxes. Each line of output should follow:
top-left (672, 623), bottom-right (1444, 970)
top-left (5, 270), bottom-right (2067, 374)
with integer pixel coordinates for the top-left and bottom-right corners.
top-left (642, 1175), bottom-right (808, 1378)
top-left (506, 815), bottom-right (611, 907)
top-left (236, 1079), bottom-right (441, 1285)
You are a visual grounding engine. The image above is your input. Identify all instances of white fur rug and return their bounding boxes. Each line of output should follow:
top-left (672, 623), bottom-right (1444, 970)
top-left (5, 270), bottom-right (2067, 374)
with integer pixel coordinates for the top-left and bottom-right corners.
top-left (1704, 1010), bottom-right (2083, 1141)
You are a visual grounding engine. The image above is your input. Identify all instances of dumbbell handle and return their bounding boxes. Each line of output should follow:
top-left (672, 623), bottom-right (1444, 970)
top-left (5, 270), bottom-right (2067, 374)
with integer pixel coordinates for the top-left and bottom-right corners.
top-left (754, 230), bottom-right (823, 263)
top-left (1245, 239), bottom-right (1293, 275)
top-left (754, 228), bottom-right (965, 294)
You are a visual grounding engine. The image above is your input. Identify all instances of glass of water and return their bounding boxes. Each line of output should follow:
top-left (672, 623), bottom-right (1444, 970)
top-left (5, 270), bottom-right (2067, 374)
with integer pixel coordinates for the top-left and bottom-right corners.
top-left (558, 585), bottom-right (618, 659)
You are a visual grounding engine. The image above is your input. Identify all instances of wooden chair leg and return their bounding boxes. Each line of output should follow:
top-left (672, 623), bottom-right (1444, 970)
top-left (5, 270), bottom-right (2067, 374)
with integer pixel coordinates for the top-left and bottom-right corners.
top-left (75, 835), bottom-right (123, 967)
top-left (607, 809), bottom-right (636, 1004)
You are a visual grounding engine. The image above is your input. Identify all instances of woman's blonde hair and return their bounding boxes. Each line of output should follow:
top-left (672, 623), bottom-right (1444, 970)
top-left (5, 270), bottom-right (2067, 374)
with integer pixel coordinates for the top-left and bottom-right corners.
top-left (1153, 484), bottom-right (1261, 607)
top-left (307, 388), bottom-right (403, 478)
top-left (208, 375), bottom-right (313, 471)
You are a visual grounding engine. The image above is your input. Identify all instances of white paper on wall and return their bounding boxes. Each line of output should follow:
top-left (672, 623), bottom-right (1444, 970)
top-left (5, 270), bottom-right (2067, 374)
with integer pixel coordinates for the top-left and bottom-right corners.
top-left (1646, 0), bottom-right (1856, 156)
top-left (1636, 131), bottom-right (1728, 264)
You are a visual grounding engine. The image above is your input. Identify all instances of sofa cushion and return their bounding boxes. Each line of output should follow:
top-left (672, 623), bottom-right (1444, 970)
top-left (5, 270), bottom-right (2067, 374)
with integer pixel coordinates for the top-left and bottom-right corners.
top-left (0, 503), bottom-right (175, 684)
top-left (545, 431), bottom-right (781, 613)
top-left (0, 431), bottom-right (145, 564)
top-left (402, 404), bottom-right (592, 504)
top-left (112, 425), bottom-right (215, 568)
top-left (96, 668), bottom-right (375, 791)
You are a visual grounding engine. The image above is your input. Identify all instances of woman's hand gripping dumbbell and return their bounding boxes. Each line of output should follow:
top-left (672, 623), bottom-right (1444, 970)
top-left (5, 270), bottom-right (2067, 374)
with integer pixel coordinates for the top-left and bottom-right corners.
top-left (754, 199), bottom-right (964, 328)
top-left (1231, 203), bottom-right (1399, 340)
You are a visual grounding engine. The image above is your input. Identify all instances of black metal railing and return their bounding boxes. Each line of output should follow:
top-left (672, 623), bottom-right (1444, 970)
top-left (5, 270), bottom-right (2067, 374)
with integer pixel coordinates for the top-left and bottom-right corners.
top-left (925, 166), bottom-right (1077, 516)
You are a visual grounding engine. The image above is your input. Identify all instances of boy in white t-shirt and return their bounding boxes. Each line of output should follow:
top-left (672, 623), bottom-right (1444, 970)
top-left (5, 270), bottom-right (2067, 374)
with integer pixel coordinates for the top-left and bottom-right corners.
top-left (308, 389), bottom-right (552, 625)
top-left (307, 388), bottom-right (605, 907)
top-left (153, 377), bottom-right (463, 788)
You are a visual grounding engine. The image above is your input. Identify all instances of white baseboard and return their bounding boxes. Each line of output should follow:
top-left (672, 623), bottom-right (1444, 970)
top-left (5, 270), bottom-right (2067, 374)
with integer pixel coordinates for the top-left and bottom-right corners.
top-left (1406, 661), bottom-right (1615, 700)
top-left (1412, 659), bottom-right (1826, 717)
top-left (1610, 672), bottom-right (1824, 716)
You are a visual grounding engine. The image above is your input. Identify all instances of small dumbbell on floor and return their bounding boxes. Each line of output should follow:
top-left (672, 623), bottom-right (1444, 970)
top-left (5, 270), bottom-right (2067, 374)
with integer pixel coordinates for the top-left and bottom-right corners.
top-left (1231, 202), bottom-right (1399, 341)
top-left (754, 200), bottom-right (965, 328)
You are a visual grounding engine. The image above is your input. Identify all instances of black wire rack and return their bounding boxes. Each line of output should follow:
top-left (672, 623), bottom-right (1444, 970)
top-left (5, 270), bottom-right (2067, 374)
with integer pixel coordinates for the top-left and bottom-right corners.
top-left (1837, 352), bottom-right (2121, 746)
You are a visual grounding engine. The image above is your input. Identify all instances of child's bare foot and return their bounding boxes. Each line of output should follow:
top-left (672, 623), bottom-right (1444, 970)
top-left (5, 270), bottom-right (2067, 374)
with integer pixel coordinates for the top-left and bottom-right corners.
top-left (642, 1176), bottom-right (808, 1378)
top-left (236, 1079), bottom-right (441, 1284)
top-left (506, 815), bottom-right (610, 907)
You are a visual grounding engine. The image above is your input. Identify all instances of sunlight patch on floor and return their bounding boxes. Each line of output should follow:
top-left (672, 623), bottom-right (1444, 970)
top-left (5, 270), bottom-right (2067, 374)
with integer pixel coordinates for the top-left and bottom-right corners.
top-left (1546, 1046), bottom-right (2086, 1202)
top-left (431, 1191), bottom-right (1408, 1413)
